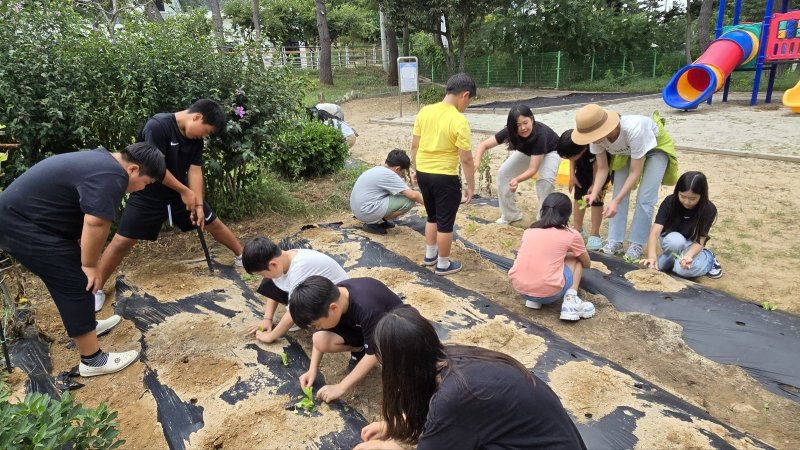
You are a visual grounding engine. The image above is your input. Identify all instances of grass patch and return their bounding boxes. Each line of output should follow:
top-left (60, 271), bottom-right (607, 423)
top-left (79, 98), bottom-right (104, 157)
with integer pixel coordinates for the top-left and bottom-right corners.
top-left (303, 66), bottom-right (394, 104)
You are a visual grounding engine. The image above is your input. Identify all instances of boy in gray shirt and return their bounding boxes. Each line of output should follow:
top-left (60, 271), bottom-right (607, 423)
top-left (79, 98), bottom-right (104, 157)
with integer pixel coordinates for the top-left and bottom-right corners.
top-left (349, 149), bottom-right (423, 234)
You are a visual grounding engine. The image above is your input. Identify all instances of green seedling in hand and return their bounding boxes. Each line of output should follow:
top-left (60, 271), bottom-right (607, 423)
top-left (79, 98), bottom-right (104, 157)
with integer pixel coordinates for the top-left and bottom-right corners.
top-left (761, 301), bottom-right (778, 311)
top-left (281, 351), bottom-right (289, 366)
top-left (671, 252), bottom-right (681, 261)
top-left (295, 386), bottom-right (316, 412)
top-left (577, 198), bottom-right (587, 210)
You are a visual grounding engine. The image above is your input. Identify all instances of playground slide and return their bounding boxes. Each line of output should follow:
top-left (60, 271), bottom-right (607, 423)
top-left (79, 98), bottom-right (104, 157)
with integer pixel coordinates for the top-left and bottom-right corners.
top-left (663, 29), bottom-right (760, 109)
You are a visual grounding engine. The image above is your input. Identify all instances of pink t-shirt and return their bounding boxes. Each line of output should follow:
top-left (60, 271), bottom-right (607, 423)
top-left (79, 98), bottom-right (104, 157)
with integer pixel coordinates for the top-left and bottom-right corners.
top-left (508, 227), bottom-right (587, 297)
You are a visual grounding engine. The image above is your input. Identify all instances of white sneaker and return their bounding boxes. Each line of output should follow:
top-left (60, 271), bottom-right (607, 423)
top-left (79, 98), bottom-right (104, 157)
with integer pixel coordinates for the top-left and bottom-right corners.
top-left (96, 315), bottom-right (122, 336)
top-left (495, 215), bottom-right (523, 225)
top-left (234, 254), bottom-right (243, 267)
top-left (79, 350), bottom-right (139, 377)
top-left (600, 241), bottom-right (624, 255)
top-left (560, 292), bottom-right (596, 321)
top-left (94, 291), bottom-right (106, 312)
top-left (525, 300), bottom-right (542, 309)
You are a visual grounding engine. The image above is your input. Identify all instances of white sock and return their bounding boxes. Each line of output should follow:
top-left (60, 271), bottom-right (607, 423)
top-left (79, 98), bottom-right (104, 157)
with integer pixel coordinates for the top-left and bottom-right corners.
top-left (425, 245), bottom-right (437, 259)
top-left (437, 256), bottom-right (450, 269)
top-left (565, 288), bottom-right (578, 300)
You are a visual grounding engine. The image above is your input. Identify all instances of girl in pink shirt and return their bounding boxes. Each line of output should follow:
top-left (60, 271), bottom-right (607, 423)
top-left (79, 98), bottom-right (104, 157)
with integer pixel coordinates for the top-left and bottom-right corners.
top-left (508, 193), bottom-right (595, 321)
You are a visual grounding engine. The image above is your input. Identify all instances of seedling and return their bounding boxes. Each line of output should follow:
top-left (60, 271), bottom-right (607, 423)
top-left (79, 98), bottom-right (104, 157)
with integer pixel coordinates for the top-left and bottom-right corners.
top-left (281, 351), bottom-right (289, 366)
top-left (500, 238), bottom-right (514, 249)
top-left (240, 273), bottom-right (260, 282)
top-left (623, 255), bottom-right (641, 264)
top-left (577, 198), bottom-right (587, 210)
top-left (761, 301), bottom-right (778, 311)
top-left (466, 222), bottom-right (478, 233)
top-left (294, 386), bottom-right (316, 412)
top-left (672, 252), bottom-right (681, 261)
top-left (763, 402), bottom-right (770, 413)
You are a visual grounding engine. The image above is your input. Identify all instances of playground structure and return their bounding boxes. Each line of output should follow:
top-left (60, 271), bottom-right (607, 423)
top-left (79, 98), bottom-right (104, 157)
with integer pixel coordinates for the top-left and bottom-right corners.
top-left (663, 0), bottom-right (800, 110)
top-left (784, 79), bottom-right (800, 111)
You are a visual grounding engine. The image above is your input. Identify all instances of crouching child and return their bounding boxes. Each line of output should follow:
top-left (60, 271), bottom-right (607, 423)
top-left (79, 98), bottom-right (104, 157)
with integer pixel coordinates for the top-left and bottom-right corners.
top-left (290, 276), bottom-right (403, 403)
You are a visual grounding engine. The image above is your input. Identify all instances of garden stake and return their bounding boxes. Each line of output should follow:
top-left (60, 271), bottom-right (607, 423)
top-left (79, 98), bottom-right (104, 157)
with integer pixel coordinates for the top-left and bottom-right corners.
top-left (197, 228), bottom-right (214, 273)
top-left (0, 319), bottom-right (11, 373)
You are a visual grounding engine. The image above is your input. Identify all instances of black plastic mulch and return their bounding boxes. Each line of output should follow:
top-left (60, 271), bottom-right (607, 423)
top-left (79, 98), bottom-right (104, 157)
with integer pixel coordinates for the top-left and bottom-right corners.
top-left (470, 92), bottom-right (652, 110)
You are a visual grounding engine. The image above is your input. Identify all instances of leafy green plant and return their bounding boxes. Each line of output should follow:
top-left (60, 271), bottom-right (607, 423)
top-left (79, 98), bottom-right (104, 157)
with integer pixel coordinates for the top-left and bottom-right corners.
top-left (466, 222), bottom-right (478, 233)
top-left (281, 352), bottom-right (289, 367)
top-left (577, 198), bottom-right (587, 210)
top-left (477, 152), bottom-right (492, 195)
top-left (269, 120), bottom-right (349, 180)
top-left (294, 386), bottom-right (316, 412)
top-left (419, 84), bottom-right (445, 105)
top-left (500, 238), bottom-right (514, 249)
top-left (240, 273), bottom-right (260, 282)
top-left (0, 381), bottom-right (124, 449)
top-left (761, 301), bottom-right (778, 311)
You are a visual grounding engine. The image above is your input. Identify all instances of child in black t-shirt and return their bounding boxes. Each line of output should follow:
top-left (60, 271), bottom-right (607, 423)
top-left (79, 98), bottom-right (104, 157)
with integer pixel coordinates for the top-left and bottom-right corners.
top-left (640, 171), bottom-right (722, 279)
top-left (556, 129), bottom-right (611, 251)
top-left (289, 276), bottom-right (403, 403)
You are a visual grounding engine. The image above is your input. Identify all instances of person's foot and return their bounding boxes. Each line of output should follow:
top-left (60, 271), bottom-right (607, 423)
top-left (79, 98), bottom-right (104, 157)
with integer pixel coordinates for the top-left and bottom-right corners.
top-left (560, 292), bottom-right (596, 321)
top-left (624, 243), bottom-right (644, 262)
top-left (423, 254), bottom-right (438, 266)
top-left (363, 223), bottom-right (388, 235)
top-left (525, 299), bottom-right (542, 310)
top-left (600, 240), bottom-right (624, 255)
top-left (95, 315), bottom-right (122, 336)
top-left (234, 254), bottom-right (243, 268)
top-left (435, 260), bottom-right (462, 276)
top-left (79, 350), bottom-right (139, 377)
top-left (379, 220), bottom-right (396, 229)
top-left (94, 291), bottom-right (106, 312)
top-left (495, 215), bottom-right (523, 225)
top-left (578, 230), bottom-right (589, 241)
top-left (586, 236), bottom-right (603, 251)
top-left (706, 256), bottom-right (723, 279)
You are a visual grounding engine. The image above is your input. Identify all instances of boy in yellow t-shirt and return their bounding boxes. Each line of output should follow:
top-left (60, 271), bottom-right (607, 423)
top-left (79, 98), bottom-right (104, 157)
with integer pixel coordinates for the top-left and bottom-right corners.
top-left (410, 73), bottom-right (476, 276)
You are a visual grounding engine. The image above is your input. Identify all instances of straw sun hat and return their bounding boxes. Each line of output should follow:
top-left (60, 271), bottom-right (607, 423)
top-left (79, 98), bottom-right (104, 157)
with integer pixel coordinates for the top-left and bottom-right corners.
top-left (571, 104), bottom-right (620, 145)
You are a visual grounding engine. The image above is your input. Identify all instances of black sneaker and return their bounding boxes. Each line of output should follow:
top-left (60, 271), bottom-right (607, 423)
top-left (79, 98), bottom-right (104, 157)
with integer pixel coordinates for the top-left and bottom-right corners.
top-left (347, 350), bottom-right (366, 372)
top-left (363, 223), bottom-right (387, 235)
top-left (379, 220), bottom-right (396, 229)
top-left (435, 260), bottom-right (463, 276)
top-left (706, 257), bottom-right (723, 279)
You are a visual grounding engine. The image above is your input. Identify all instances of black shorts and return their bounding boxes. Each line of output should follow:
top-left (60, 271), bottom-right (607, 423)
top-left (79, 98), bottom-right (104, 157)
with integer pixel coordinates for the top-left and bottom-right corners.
top-left (325, 325), bottom-right (364, 351)
top-left (117, 192), bottom-right (218, 241)
top-left (256, 279), bottom-right (289, 305)
top-left (416, 172), bottom-right (461, 233)
top-left (8, 249), bottom-right (96, 338)
top-left (573, 175), bottom-right (612, 207)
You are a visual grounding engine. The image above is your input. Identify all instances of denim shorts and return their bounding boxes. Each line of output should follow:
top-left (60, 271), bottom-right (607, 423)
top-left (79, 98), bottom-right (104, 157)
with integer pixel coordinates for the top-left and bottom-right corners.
top-left (521, 265), bottom-right (573, 305)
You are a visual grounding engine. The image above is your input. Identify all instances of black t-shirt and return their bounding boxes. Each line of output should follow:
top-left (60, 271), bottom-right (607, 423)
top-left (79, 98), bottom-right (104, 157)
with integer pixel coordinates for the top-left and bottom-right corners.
top-left (654, 194), bottom-right (717, 241)
top-left (494, 122), bottom-right (558, 157)
top-left (135, 113), bottom-right (204, 200)
top-left (417, 356), bottom-right (587, 450)
top-left (0, 148), bottom-right (127, 254)
top-left (575, 151), bottom-right (612, 185)
top-left (335, 278), bottom-right (403, 355)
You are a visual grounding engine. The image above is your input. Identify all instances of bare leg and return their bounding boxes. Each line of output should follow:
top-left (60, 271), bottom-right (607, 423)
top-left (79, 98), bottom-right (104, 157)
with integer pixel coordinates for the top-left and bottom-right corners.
top-left (206, 219), bottom-right (244, 256)
top-left (565, 255), bottom-right (584, 290)
top-left (424, 222), bottom-right (437, 247)
top-left (384, 208), bottom-right (412, 221)
top-left (573, 200), bottom-right (586, 232)
top-left (590, 206), bottom-right (603, 236)
top-left (436, 232), bottom-right (453, 258)
top-left (98, 234), bottom-right (138, 288)
top-left (74, 331), bottom-right (100, 357)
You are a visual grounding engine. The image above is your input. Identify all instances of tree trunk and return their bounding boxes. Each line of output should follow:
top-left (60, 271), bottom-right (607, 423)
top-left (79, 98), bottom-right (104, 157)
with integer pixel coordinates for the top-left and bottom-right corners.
top-left (387, 23), bottom-right (399, 86)
top-left (252, 0), bottom-right (262, 43)
top-left (684, 4), bottom-right (693, 64)
top-left (316, 0), bottom-right (333, 85)
top-left (144, 1), bottom-right (164, 22)
top-left (435, 15), bottom-right (456, 75)
top-left (208, 0), bottom-right (225, 50)
top-left (402, 22), bottom-right (410, 57)
top-left (697, 0), bottom-right (713, 52)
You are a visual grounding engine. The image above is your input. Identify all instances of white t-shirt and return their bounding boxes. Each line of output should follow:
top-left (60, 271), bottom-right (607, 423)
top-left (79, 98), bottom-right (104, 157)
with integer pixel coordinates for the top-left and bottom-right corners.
top-left (273, 249), bottom-right (348, 298)
top-left (349, 166), bottom-right (410, 224)
top-left (326, 118), bottom-right (355, 138)
top-left (590, 115), bottom-right (658, 160)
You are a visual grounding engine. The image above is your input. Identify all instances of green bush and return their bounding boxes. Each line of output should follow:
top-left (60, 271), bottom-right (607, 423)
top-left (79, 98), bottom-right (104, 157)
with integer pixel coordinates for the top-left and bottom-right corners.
top-left (419, 84), bottom-right (445, 104)
top-left (0, 381), bottom-right (124, 449)
top-left (269, 121), bottom-right (349, 180)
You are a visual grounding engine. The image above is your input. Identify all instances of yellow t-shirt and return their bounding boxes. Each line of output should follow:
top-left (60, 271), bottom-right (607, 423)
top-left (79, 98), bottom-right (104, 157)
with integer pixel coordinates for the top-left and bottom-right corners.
top-left (412, 102), bottom-right (471, 175)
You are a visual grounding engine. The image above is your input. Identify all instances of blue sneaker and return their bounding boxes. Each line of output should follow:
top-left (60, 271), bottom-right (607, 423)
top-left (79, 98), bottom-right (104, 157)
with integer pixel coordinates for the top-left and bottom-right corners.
top-left (423, 254), bottom-right (438, 266)
top-left (435, 260), bottom-right (463, 276)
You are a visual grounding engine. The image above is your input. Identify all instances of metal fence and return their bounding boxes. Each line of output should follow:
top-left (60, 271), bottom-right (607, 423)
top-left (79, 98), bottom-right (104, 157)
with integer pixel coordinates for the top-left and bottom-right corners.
top-left (269, 45), bottom-right (387, 69)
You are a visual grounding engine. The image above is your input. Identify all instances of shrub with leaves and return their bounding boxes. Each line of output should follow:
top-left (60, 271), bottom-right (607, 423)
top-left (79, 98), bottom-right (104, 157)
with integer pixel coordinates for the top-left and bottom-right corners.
top-left (0, 381), bottom-right (124, 449)
top-left (270, 120), bottom-right (349, 180)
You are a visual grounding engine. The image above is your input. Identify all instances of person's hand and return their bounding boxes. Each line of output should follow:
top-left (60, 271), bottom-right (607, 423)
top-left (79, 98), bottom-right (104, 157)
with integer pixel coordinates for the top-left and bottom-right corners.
top-left (180, 189), bottom-right (196, 213)
top-left (583, 193), bottom-right (596, 208)
top-left (461, 186), bottom-right (473, 204)
top-left (253, 330), bottom-right (275, 343)
top-left (316, 383), bottom-right (346, 403)
top-left (82, 265), bottom-right (102, 293)
top-left (247, 319), bottom-right (273, 336)
top-left (360, 421), bottom-right (387, 442)
top-left (299, 370), bottom-right (316, 389)
top-left (679, 255), bottom-right (693, 270)
top-left (569, 173), bottom-right (582, 193)
top-left (509, 179), bottom-right (519, 193)
top-left (640, 258), bottom-right (658, 270)
top-left (603, 200), bottom-right (618, 218)
top-left (192, 204), bottom-right (205, 230)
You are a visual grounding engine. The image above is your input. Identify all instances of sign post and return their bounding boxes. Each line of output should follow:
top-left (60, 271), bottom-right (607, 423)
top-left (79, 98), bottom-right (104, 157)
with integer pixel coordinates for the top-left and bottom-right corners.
top-left (397, 57), bottom-right (420, 117)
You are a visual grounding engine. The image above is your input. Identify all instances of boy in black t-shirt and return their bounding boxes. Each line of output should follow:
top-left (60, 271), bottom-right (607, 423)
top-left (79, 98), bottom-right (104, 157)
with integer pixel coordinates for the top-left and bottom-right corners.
top-left (557, 129), bottom-right (612, 251)
top-left (0, 144), bottom-right (165, 377)
top-left (95, 100), bottom-right (244, 311)
top-left (289, 276), bottom-right (403, 403)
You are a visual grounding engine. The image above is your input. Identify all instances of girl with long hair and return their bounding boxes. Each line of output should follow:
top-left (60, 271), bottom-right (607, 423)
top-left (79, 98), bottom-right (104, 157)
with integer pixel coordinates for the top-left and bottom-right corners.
top-left (474, 104), bottom-right (561, 224)
top-left (354, 306), bottom-right (586, 450)
top-left (640, 171), bottom-right (723, 279)
top-left (508, 192), bottom-right (594, 320)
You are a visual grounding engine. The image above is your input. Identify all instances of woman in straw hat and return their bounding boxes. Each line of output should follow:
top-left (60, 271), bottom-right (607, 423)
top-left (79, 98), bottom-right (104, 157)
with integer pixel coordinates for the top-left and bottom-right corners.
top-left (570, 104), bottom-right (678, 261)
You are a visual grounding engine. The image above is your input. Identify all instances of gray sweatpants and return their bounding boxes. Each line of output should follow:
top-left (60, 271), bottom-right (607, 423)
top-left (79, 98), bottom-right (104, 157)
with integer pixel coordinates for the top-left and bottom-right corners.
top-left (496, 150), bottom-right (561, 221)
